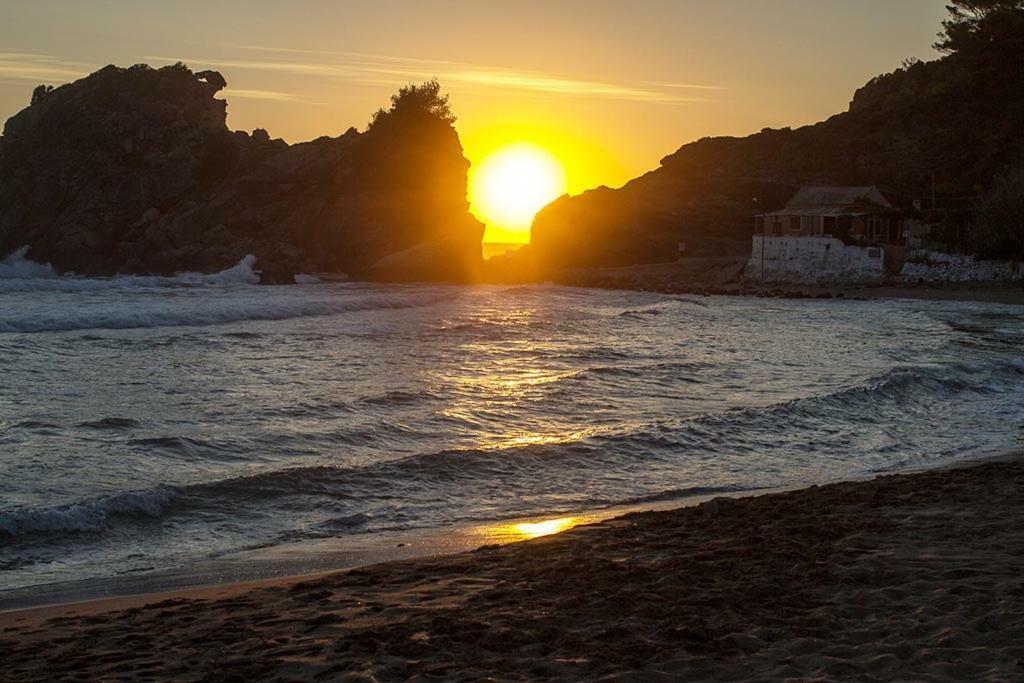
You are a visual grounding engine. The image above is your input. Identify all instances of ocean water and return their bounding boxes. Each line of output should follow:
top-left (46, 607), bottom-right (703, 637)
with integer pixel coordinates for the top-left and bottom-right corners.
top-left (2, 254), bottom-right (1023, 592)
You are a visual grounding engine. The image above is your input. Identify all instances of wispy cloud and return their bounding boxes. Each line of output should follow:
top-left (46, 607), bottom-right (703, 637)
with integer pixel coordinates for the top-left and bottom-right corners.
top-left (218, 88), bottom-right (301, 102)
top-left (0, 52), bottom-right (91, 83)
top-left (3, 47), bottom-right (721, 106)
top-left (145, 48), bottom-right (720, 105)
top-left (444, 70), bottom-right (705, 103)
top-left (645, 80), bottom-right (728, 92)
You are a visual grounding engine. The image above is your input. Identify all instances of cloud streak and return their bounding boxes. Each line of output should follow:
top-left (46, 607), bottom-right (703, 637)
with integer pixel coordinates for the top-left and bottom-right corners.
top-left (3, 47), bottom-right (721, 106)
top-left (145, 48), bottom-right (719, 105)
top-left (0, 52), bottom-right (90, 83)
top-left (218, 88), bottom-right (301, 102)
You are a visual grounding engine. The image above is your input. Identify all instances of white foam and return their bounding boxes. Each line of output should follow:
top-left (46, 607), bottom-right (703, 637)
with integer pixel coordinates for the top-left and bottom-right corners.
top-left (178, 254), bottom-right (261, 286)
top-left (0, 246), bottom-right (59, 279)
top-left (0, 253), bottom-right (261, 292)
top-left (0, 290), bottom-right (448, 333)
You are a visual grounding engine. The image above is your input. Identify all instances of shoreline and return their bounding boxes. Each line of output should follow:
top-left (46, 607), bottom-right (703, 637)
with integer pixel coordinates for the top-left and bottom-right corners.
top-left (0, 447), bottom-right (1011, 616)
top-left (3, 443), bottom-right (997, 616)
top-left (2, 452), bottom-right (1022, 679)
top-left (533, 259), bottom-right (1024, 306)
top-left (0, 484), bottom-right (783, 616)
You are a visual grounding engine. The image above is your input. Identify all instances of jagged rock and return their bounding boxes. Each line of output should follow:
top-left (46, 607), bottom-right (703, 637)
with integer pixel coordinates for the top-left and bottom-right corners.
top-left (0, 63), bottom-right (483, 280)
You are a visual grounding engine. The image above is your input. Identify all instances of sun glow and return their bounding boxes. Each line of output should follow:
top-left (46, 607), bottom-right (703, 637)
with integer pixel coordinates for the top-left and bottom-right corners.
top-left (469, 142), bottom-right (567, 243)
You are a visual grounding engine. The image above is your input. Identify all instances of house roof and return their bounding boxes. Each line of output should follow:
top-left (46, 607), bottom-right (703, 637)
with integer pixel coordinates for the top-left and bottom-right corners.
top-left (787, 185), bottom-right (892, 209)
top-left (759, 207), bottom-right (876, 218)
top-left (756, 185), bottom-right (896, 218)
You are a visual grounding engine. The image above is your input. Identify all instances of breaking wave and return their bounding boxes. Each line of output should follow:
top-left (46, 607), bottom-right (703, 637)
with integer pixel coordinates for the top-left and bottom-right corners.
top-left (0, 488), bottom-right (177, 537)
top-left (0, 246), bottom-right (59, 280)
top-left (0, 251), bottom-right (260, 292)
top-left (0, 291), bottom-right (447, 333)
top-left (5, 356), bottom-right (1020, 542)
top-left (4, 283), bottom-right (1024, 592)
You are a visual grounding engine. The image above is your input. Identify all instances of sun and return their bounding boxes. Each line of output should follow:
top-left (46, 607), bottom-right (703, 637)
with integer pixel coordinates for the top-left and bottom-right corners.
top-left (469, 143), bottom-right (567, 243)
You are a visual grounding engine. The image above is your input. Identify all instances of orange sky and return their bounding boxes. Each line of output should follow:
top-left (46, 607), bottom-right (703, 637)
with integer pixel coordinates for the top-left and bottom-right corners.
top-left (0, 1), bottom-right (948, 242)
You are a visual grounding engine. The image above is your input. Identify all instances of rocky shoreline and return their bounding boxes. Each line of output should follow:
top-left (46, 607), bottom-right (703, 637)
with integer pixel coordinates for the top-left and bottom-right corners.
top-left (533, 257), bottom-right (1024, 305)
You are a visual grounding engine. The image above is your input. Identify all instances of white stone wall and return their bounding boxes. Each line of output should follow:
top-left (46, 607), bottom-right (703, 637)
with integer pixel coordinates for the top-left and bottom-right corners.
top-left (900, 251), bottom-right (1023, 282)
top-left (745, 235), bottom-right (885, 284)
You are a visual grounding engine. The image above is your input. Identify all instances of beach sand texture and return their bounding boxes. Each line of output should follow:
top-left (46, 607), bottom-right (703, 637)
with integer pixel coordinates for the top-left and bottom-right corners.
top-left (2, 458), bottom-right (1022, 681)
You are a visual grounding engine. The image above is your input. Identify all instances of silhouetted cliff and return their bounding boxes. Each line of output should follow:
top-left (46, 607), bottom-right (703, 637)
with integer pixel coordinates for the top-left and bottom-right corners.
top-left (531, 5), bottom-right (1024, 270)
top-left (0, 64), bottom-right (483, 280)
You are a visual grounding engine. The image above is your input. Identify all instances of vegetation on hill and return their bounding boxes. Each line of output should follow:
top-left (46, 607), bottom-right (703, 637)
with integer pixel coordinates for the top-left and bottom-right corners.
top-left (530, 1), bottom-right (1024, 270)
top-left (369, 79), bottom-right (456, 130)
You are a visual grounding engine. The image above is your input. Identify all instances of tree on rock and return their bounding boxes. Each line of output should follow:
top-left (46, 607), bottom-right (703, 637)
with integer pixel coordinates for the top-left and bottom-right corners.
top-left (30, 85), bottom-right (54, 106)
top-left (368, 79), bottom-right (455, 130)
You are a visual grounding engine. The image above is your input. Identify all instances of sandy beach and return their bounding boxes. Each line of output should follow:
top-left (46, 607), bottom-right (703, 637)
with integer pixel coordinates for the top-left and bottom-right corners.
top-left (2, 456), bottom-right (1022, 680)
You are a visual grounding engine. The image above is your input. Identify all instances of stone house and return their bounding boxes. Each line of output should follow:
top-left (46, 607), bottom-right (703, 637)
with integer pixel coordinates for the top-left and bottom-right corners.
top-left (747, 186), bottom-right (907, 284)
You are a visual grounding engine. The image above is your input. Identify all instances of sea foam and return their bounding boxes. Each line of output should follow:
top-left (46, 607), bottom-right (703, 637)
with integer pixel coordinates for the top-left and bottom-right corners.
top-left (0, 291), bottom-right (447, 334)
top-left (0, 250), bottom-right (260, 292)
top-left (0, 246), bottom-right (59, 280)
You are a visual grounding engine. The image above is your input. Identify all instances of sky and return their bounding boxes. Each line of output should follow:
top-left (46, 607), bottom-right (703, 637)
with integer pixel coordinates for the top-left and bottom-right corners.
top-left (0, 1), bottom-right (949, 242)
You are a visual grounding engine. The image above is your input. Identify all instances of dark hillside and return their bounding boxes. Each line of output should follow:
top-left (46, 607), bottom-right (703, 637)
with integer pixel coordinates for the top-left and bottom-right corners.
top-left (531, 4), bottom-right (1024, 270)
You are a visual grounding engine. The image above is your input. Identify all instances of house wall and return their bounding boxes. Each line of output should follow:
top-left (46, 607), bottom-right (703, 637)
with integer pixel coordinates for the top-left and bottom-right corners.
top-left (745, 235), bottom-right (886, 284)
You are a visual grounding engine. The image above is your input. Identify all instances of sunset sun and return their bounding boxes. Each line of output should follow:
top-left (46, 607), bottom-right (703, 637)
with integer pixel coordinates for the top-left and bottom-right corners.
top-left (469, 142), bottom-right (567, 242)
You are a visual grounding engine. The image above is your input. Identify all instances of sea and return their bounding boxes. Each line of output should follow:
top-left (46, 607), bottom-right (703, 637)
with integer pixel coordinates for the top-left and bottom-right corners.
top-left (2, 250), bottom-right (1023, 596)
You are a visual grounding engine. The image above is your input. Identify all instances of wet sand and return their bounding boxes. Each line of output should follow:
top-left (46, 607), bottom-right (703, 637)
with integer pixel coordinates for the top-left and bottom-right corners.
top-left (2, 457), bottom-right (1023, 680)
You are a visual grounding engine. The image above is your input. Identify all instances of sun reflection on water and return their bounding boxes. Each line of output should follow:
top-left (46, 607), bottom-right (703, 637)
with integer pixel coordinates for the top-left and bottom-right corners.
top-left (485, 516), bottom-right (580, 542)
top-left (514, 517), bottom-right (578, 538)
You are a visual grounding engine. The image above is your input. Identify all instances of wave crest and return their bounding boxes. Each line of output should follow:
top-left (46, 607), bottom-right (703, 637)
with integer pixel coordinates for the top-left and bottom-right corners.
top-left (0, 246), bottom-right (59, 280)
top-left (0, 488), bottom-right (177, 537)
top-left (0, 290), bottom-right (447, 334)
top-left (3, 357), bottom-right (1020, 543)
top-left (0, 253), bottom-right (259, 292)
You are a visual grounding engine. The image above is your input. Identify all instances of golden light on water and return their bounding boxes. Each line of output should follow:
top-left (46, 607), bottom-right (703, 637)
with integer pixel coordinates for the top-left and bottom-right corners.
top-left (469, 142), bottom-right (566, 243)
top-left (513, 517), bottom-right (577, 539)
top-left (483, 516), bottom-right (580, 542)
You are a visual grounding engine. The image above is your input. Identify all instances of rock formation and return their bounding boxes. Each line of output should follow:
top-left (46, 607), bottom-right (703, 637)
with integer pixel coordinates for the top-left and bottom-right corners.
top-left (0, 63), bottom-right (484, 280)
top-left (531, 6), bottom-right (1024, 271)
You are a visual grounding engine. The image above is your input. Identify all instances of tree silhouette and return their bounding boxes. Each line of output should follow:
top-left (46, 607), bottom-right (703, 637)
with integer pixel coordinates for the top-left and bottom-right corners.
top-left (30, 84), bottom-right (54, 106)
top-left (368, 79), bottom-right (455, 130)
top-left (935, 0), bottom-right (1024, 53)
top-left (972, 166), bottom-right (1024, 260)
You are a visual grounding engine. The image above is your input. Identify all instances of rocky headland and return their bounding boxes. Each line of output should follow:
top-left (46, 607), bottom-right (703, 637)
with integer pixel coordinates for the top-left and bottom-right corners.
top-left (0, 64), bottom-right (483, 281)
top-left (529, 5), bottom-right (1024, 272)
